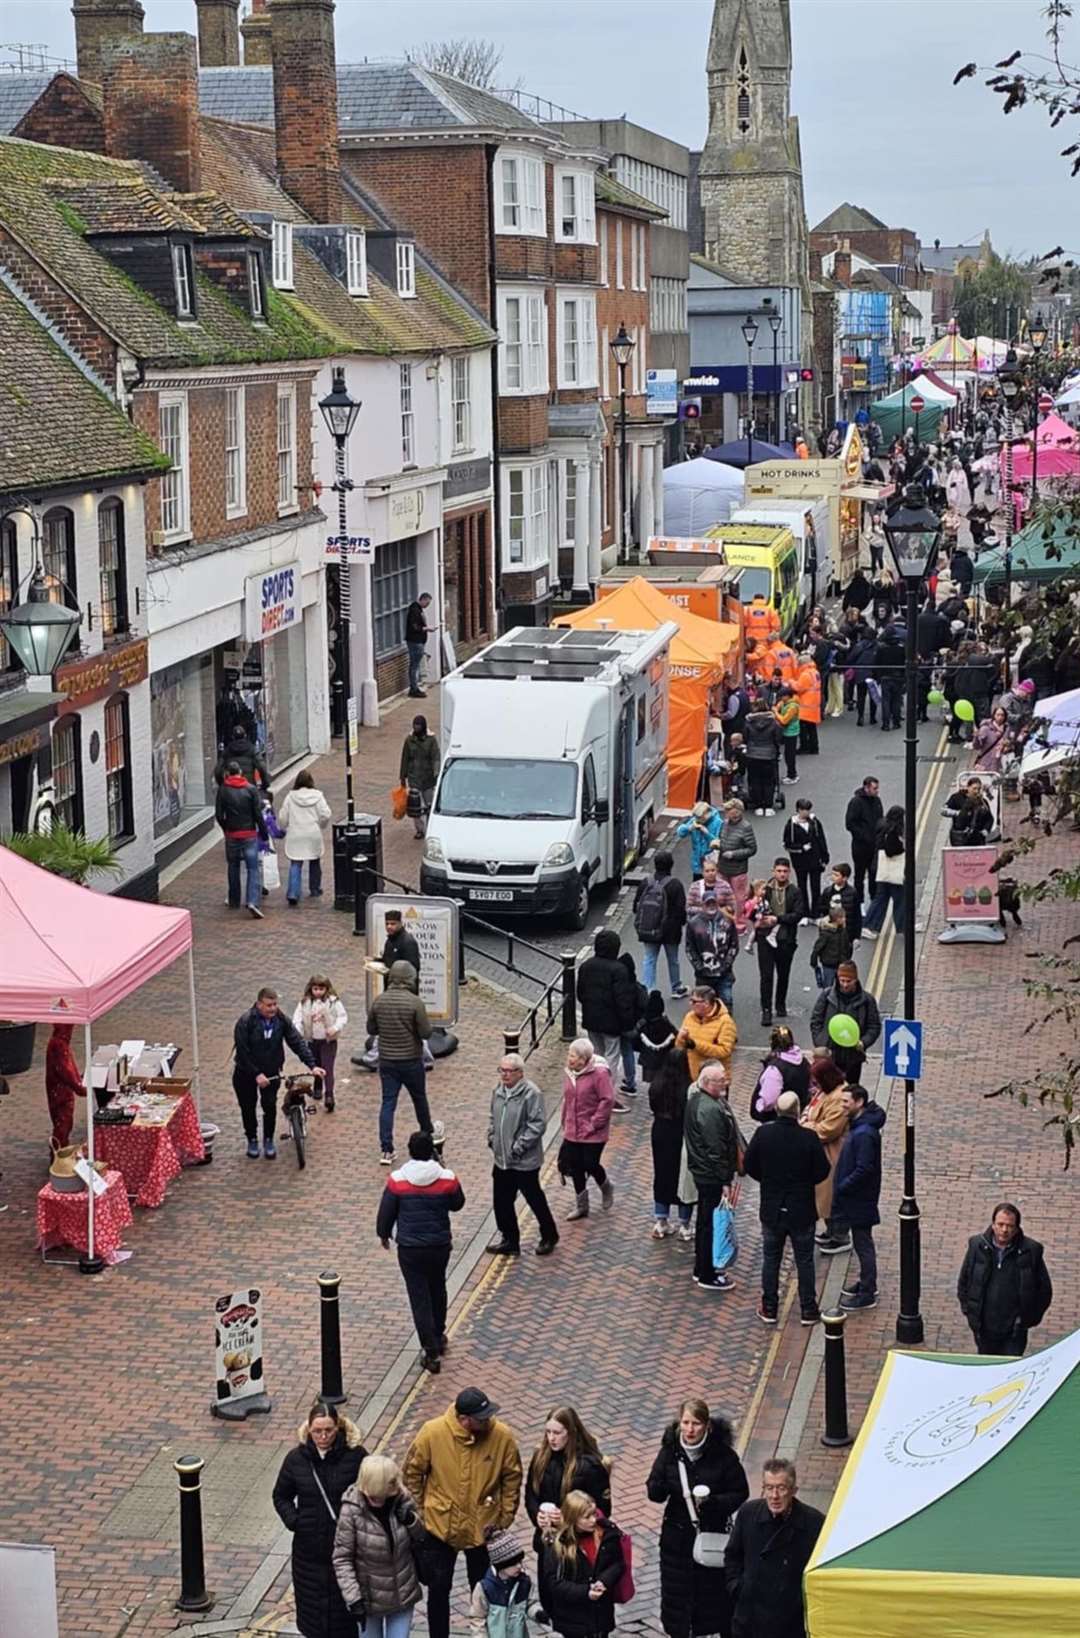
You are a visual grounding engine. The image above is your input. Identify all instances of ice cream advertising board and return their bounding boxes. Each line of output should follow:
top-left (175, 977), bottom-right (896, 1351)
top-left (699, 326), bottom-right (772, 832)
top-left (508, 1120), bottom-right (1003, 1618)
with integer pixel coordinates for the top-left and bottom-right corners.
top-left (942, 846), bottom-right (999, 921)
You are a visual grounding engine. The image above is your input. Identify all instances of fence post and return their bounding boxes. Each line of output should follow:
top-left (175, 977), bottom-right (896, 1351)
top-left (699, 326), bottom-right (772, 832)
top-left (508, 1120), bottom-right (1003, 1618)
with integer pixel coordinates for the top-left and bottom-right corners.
top-left (503, 1030), bottom-right (521, 1055)
top-left (174, 1456), bottom-right (213, 1612)
top-left (560, 953), bottom-right (577, 1040)
top-left (318, 1270), bottom-right (347, 1405)
top-left (821, 1310), bottom-right (854, 1448)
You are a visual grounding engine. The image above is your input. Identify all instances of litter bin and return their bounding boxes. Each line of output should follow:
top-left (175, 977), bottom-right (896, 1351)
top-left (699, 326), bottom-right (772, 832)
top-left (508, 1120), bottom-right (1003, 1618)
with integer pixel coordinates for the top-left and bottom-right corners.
top-left (347, 813), bottom-right (384, 923)
top-left (332, 820), bottom-right (365, 910)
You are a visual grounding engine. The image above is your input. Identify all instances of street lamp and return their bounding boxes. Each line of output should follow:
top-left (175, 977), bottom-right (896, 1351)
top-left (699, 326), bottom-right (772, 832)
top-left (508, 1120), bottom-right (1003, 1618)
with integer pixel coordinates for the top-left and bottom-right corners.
top-left (882, 483), bottom-right (942, 1350)
top-left (741, 313), bottom-right (759, 466)
top-left (997, 347), bottom-right (1023, 682)
top-left (0, 506), bottom-right (82, 679)
top-left (1029, 313), bottom-right (1048, 353)
top-left (318, 365), bottom-right (362, 824)
top-left (609, 323), bottom-right (636, 563)
top-left (767, 305), bottom-right (783, 442)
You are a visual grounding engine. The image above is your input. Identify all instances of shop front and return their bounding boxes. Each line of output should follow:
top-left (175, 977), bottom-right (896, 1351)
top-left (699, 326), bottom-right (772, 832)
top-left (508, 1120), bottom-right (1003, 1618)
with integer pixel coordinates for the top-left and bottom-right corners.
top-left (0, 692), bottom-right (63, 836)
top-left (443, 455), bottom-right (494, 662)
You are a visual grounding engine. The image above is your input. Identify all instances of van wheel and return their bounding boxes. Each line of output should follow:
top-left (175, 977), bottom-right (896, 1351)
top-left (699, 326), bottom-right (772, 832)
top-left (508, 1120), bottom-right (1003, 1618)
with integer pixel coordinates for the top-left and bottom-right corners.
top-left (567, 874), bottom-right (590, 931)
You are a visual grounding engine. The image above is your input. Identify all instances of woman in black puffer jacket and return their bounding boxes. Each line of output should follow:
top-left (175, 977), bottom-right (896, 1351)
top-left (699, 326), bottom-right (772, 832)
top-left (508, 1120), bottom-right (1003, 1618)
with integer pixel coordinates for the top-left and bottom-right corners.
top-left (526, 1407), bottom-right (611, 1555)
top-left (539, 1491), bottom-right (625, 1638)
top-left (272, 1401), bottom-right (367, 1638)
top-left (646, 1400), bottom-right (749, 1638)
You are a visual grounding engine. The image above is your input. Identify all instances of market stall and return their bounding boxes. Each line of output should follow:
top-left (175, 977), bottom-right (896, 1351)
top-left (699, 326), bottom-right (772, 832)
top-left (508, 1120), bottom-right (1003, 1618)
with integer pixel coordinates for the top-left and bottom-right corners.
top-left (972, 507), bottom-right (1080, 585)
top-left (556, 576), bottom-right (740, 808)
top-left (0, 845), bottom-right (197, 1268)
top-left (744, 423), bottom-right (875, 589)
top-left (868, 383), bottom-right (946, 443)
top-left (805, 1329), bottom-right (1080, 1638)
top-left (663, 455), bottom-right (744, 536)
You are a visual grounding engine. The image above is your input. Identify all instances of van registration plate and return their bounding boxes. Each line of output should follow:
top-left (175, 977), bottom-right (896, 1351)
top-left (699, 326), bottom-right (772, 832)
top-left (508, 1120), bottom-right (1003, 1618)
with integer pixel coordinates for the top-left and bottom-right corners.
top-left (470, 888), bottom-right (514, 902)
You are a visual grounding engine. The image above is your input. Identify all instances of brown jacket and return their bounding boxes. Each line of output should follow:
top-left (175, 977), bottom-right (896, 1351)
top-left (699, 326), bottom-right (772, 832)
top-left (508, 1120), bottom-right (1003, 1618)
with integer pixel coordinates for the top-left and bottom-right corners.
top-left (679, 1002), bottom-right (737, 1082)
top-left (332, 1487), bottom-right (425, 1614)
top-left (403, 1406), bottom-right (522, 1550)
top-left (801, 1089), bottom-right (850, 1220)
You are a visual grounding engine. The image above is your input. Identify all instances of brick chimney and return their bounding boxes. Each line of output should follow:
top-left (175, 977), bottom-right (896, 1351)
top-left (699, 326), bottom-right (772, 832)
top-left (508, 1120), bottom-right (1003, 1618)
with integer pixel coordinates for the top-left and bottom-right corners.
top-left (241, 0), bottom-right (272, 65)
top-left (103, 33), bottom-right (202, 194)
top-left (196, 0), bottom-right (240, 65)
top-left (271, 0), bottom-right (341, 221)
top-left (71, 0), bottom-right (144, 86)
top-left (833, 249), bottom-right (852, 286)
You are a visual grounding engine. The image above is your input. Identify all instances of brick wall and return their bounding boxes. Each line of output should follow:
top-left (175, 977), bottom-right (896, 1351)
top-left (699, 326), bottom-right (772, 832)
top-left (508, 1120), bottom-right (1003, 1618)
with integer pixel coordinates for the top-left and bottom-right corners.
top-left (0, 228), bottom-right (119, 382)
top-left (102, 32), bottom-right (202, 194)
top-left (12, 74), bottom-right (105, 153)
top-left (344, 147), bottom-right (492, 316)
top-left (498, 395), bottom-right (549, 454)
top-left (495, 236), bottom-right (551, 283)
top-left (375, 649), bottom-right (408, 701)
top-left (72, 0), bottom-right (145, 85)
top-left (553, 243), bottom-right (598, 284)
top-left (196, 244), bottom-right (253, 303)
top-left (270, 0), bottom-right (341, 222)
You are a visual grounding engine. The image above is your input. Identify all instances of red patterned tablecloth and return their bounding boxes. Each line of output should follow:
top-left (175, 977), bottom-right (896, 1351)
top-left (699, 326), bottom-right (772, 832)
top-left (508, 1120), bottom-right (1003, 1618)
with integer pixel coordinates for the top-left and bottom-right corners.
top-left (37, 1169), bottom-right (133, 1261)
top-left (95, 1092), bottom-right (205, 1208)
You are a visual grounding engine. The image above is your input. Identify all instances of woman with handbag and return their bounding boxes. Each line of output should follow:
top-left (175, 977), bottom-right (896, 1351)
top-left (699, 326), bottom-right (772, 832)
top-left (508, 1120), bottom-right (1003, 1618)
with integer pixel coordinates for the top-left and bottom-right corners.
top-left (538, 1491), bottom-right (626, 1638)
top-left (645, 1398), bottom-right (749, 1638)
top-left (332, 1454), bottom-right (426, 1638)
top-left (273, 1400), bottom-right (367, 1638)
top-left (399, 714), bottom-right (440, 840)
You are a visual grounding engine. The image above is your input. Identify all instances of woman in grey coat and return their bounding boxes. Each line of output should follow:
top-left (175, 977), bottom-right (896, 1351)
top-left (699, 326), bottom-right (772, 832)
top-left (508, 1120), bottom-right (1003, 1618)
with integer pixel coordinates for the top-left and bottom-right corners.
top-left (332, 1454), bottom-right (426, 1638)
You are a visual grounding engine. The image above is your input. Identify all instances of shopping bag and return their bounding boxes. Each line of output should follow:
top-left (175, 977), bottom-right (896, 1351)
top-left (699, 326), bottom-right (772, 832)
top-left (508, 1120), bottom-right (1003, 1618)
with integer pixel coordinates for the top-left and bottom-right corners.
top-left (613, 1529), bottom-right (636, 1603)
top-left (261, 847), bottom-right (281, 892)
top-left (712, 1201), bottom-right (738, 1271)
top-left (391, 784), bottom-right (408, 821)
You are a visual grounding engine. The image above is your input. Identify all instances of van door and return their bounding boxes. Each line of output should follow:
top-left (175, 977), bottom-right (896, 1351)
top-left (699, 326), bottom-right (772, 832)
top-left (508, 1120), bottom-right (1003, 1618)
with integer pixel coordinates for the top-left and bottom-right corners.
top-left (580, 751), bottom-right (601, 880)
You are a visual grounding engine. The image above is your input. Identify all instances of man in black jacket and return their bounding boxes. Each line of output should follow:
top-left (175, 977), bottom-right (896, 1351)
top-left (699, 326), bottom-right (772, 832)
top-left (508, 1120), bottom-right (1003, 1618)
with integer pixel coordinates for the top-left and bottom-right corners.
top-left (872, 626), bottom-right (905, 731)
top-left (405, 592), bottom-right (433, 697)
top-left (957, 1202), bottom-right (1053, 1356)
top-left (752, 858), bottom-right (805, 1027)
top-left (633, 848), bottom-right (689, 999)
top-left (725, 1459), bottom-right (824, 1638)
top-left (382, 909), bottom-right (421, 975)
top-left (744, 1092), bottom-right (829, 1325)
top-left (233, 987), bottom-right (322, 1159)
top-left (215, 762), bottom-right (269, 917)
top-left (377, 1130), bottom-right (465, 1373)
top-left (844, 776), bottom-right (883, 905)
top-left (576, 927), bottom-right (636, 1108)
top-left (213, 726), bottom-right (271, 798)
top-left (809, 962), bottom-right (881, 1086)
top-left (916, 602), bottom-right (951, 721)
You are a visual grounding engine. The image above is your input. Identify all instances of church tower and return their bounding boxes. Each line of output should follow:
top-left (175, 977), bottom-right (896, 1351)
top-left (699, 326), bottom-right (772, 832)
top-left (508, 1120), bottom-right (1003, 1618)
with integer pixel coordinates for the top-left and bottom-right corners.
top-left (699, 0), bottom-right (808, 290)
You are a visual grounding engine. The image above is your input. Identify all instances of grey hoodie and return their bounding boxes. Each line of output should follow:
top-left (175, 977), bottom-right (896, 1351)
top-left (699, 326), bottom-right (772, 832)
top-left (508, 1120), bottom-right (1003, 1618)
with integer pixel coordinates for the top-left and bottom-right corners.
top-left (365, 959), bottom-right (432, 1061)
top-left (488, 1075), bottom-right (547, 1171)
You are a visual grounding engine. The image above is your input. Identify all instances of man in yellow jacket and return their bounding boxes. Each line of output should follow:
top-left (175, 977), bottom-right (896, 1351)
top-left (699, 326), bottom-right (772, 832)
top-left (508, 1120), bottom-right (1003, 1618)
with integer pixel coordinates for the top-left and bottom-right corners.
top-left (404, 1387), bottom-right (522, 1638)
top-left (677, 986), bottom-right (737, 1080)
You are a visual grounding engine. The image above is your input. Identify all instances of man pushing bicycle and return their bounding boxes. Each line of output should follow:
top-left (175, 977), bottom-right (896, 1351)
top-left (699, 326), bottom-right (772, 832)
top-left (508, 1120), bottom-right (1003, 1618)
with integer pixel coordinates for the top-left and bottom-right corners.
top-left (233, 986), bottom-right (324, 1159)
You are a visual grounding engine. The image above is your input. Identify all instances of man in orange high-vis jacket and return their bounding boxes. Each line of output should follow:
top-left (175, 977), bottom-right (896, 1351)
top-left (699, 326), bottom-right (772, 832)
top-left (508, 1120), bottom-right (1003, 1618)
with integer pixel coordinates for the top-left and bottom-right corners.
top-left (794, 656), bottom-right (822, 754)
top-left (745, 596), bottom-right (780, 645)
top-left (769, 640), bottom-right (799, 685)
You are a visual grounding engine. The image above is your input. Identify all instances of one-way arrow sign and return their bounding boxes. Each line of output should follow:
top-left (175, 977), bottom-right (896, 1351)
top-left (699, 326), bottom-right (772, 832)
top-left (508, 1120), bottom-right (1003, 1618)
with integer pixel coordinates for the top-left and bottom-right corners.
top-left (883, 1017), bottom-right (923, 1080)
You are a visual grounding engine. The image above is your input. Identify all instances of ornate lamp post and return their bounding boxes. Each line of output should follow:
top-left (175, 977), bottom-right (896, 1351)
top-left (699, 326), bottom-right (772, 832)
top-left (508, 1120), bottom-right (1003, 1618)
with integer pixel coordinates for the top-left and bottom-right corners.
top-left (318, 367), bottom-right (362, 823)
top-left (741, 313), bottom-right (759, 466)
top-left (609, 323), bottom-right (636, 563)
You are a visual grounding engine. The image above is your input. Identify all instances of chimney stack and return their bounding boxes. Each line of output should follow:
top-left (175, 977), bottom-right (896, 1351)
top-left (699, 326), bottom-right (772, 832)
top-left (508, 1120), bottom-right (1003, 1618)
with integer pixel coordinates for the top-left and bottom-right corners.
top-left (196, 0), bottom-right (240, 66)
top-left (833, 249), bottom-right (851, 286)
top-left (103, 33), bottom-right (202, 194)
top-left (241, 0), bottom-right (272, 65)
top-left (271, 0), bottom-right (341, 221)
top-left (71, 0), bottom-right (144, 85)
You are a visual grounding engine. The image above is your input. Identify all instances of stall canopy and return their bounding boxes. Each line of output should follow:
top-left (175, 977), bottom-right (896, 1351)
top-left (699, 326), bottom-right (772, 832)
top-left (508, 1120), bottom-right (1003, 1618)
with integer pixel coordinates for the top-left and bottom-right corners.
top-left (805, 1329), bottom-right (1080, 1638)
top-left (907, 372), bottom-right (960, 404)
top-left (705, 438), bottom-right (795, 469)
top-left (663, 456), bottom-right (744, 536)
top-left (868, 384), bottom-right (945, 442)
top-left (556, 577), bottom-right (740, 808)
top-left (1000, 414), bottom-right (1080, 484)
top-left (972, 509), bottom-right (1080, 584)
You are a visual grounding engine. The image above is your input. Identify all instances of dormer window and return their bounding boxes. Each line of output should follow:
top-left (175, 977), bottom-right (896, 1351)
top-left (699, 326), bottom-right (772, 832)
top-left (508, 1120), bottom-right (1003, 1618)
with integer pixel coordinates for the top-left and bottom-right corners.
top-left (172, 243), bottom-right (196, 319)
top-left (346, 230), bottom-right (368, 297)
top-left (272, 220), bottom-right (294, 290)
top-left (396, 240), bottom-right (416, 299)
top-left (247, 249), bottom-right (265, 319)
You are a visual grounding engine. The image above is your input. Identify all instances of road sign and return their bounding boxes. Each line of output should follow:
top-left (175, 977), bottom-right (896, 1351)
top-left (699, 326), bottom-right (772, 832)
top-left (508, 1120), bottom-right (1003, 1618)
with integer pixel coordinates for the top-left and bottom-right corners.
top-left (883, 1017), bottom-right (923, 1080)
top-left (909, 394), bottom-right (925, 414)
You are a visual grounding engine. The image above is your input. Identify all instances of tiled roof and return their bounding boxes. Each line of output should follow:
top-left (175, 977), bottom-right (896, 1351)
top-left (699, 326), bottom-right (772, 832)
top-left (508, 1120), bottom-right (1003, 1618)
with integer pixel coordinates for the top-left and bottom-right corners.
top-left (49, 178), bottom-right (206, 237)
top-left (689, 252), bottom-right (748, 286)
top-left (0, 136), bottom-right (335, 367)
top-left (812, 202), bottom-right (888, 234)
top-left (0, 282), bottom-right (168, 493)
top-left (0, 72), bottom-right (55, 135)
top-left (596, 172), bottom-right (667, 220)
top-left (920, 244), bottom-right (976, 272)
top-left (170, 191), bottom-right (261, 240)
top-left (200, 118), bottom-right (310, 224)
top-left (197, 62), bottom-right (545, 135)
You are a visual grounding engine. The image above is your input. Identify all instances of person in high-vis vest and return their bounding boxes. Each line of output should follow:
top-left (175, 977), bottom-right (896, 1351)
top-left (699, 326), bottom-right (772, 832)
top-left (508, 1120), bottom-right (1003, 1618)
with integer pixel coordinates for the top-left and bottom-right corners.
top-left (793, 656), bottom-right (822, 755)
top-left (745, 596), bottom-right (780, 645)
top-left (769, 640), bottom-right (799, 686)
top-left (744, 637), bottom-right (773, 686)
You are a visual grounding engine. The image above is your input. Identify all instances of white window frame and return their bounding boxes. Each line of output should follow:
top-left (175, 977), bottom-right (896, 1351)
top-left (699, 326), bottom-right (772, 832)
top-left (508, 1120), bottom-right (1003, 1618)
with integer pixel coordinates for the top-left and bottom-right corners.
top-left (615, 219), bottom-right (624, 289)
top-left (502, 462), bottom-right (550, 570)
top-left (637, 221), bottom-right (646, 291)
top-left (225, 384), bottom-right (247, 519)
top-left (451, 354), bottom-right (471, 453)
top-left (507, 468), bottom-right (525, 563)
top-left (346, 230), bottom-right (368, 297)
top-left (171, 243), bottom-right (195, 319)
top-left (272, 220), bottom-right (293, 290)
top-left (498, 287), bottom-right (548, 395)
top-left (563, 460), bottom-right (577, 546)
top-left (556, 291), bottom-right (597, 389)
top-left (158, 392), bottom-right (189, 541)
top-left (276, 383), bottom-right (297, 515)
top-left (400, 362), bottom-right (415, 466)
top-left (601, 325), bottom-right (610, 400)
top-left (599, 215), bottom-right (609, 286)
top-left (247, 249), bottom-right (265, 319)
top-left (496, 149), bottom-right (546, 237)
top-left (555, 167), bottom-right (596, 244)
top-left (396, 240), bottom-right (416, 299)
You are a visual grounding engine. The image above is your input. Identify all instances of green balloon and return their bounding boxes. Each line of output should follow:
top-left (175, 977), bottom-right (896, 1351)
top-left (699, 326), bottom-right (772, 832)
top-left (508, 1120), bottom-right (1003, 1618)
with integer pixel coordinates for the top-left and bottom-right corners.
top-left (954, 698), bottom-right (976, 722)
top-left (927, 688), bottom-right (945, 706)
top-left (828, 1012), bottom-right (860, 1049)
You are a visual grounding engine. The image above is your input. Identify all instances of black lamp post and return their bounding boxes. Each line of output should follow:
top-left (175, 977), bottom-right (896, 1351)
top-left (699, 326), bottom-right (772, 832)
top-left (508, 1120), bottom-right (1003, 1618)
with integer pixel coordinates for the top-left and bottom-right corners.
top-left (882, 483), bottom-right (942, 1349)
top-left (609, 323), bottom-right (636, 563)
top-left (0, 507), bottom-right (82, 678)
top-left (1028, 317), bottom-right (1048, 507)
top-left (741, 313), bottom-right (759, 466)
top-left (318, 366), bottom-right (362, 824)
top-left (766, 304), bottom-right (783, 442)
top-left (997, 347), bottom-right (1022, 684)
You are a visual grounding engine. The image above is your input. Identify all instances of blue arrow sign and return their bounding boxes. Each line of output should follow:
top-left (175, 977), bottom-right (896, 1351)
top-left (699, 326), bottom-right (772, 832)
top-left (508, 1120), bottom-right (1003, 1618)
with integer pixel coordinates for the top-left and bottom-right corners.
top-left (883, 1017), bottom-right (923, 1080)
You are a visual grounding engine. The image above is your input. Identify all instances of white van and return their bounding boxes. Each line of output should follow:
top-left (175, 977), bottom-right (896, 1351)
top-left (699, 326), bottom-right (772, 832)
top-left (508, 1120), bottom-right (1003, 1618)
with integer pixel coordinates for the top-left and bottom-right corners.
top-left (420, 625), bottom-right (675, 928)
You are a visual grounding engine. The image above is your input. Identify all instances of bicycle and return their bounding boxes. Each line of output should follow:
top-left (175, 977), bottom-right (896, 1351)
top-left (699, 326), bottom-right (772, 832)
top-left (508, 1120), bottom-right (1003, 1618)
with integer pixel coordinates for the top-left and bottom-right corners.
top-left (281, 1074), bottom-right (318, 1170)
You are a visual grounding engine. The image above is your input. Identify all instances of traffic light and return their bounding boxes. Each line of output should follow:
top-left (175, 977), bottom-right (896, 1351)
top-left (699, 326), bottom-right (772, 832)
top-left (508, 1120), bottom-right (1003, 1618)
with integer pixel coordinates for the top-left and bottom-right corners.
top-left (679, 398), bottom-right (702, 421)
top-left (799, 367), bottom-right (815, 382)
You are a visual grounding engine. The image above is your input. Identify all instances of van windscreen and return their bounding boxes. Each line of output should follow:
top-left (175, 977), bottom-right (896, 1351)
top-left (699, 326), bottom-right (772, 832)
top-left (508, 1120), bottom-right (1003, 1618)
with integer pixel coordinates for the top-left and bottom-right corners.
top-left (735, 567), bottom-right (772, 602)
top-left (436, 758), bottom-right (578, 820)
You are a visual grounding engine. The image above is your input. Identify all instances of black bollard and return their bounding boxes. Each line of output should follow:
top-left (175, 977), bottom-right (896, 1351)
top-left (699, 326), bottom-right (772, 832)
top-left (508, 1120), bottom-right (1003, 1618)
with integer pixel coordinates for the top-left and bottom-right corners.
top-left (560, 953), bottom-right (578, 1041)
top-left (352, 851), bottom-right (368, 937)
top-left (174, 1456), bottom-right (214, 1613)
top-left (318, 1270), bottom-right (348, 1405)
top-left (821, 1310), bottom-right (854, 1448)
top-left (503, 1029), bottom-right (521, 1056)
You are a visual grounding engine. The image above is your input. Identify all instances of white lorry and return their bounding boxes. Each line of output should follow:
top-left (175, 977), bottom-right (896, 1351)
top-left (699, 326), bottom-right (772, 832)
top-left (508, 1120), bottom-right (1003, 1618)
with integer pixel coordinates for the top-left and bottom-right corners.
top-left (420, 624), bottom-right (675, 928)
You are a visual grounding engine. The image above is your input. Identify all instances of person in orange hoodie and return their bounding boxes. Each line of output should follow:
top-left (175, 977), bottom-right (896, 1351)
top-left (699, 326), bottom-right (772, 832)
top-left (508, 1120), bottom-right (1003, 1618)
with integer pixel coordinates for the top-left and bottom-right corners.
top-left (46, 1022), bottom-right (85, 1154)
top-left (793, 654), bottom-right (822, 755)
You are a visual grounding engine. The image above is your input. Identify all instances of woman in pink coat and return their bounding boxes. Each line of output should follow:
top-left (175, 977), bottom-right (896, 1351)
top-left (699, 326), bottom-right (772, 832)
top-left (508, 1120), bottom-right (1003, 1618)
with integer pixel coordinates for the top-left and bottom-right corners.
top-left (559, 1038), bottom-right (615, 1223)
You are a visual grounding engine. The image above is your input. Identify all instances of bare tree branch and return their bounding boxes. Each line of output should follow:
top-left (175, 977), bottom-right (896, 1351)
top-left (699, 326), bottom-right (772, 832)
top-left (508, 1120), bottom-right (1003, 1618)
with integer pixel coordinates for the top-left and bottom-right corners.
top-left (413, 37), bottom-right (509, 90)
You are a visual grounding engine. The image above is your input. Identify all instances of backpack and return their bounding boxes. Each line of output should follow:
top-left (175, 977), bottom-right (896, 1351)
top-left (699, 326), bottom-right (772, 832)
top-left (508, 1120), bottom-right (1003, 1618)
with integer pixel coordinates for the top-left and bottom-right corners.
top-left (634, 877), bottom-right (667, 942)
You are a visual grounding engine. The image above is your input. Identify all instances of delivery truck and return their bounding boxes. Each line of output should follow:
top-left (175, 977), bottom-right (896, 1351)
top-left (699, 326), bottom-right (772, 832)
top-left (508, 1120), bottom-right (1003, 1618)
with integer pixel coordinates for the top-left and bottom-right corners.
top-left (420, 624), bottom-right (675, 928)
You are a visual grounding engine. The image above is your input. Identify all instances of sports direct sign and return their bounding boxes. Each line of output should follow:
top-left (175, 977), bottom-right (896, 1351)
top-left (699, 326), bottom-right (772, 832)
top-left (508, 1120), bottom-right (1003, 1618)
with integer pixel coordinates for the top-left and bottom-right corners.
top-left (244, 561), bottom-right (302, 642)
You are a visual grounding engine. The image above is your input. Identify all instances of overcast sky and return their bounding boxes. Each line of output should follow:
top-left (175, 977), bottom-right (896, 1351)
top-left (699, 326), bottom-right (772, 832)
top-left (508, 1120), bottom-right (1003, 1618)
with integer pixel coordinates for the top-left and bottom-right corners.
top-left (3, 0), bottom-right (1073, 255)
